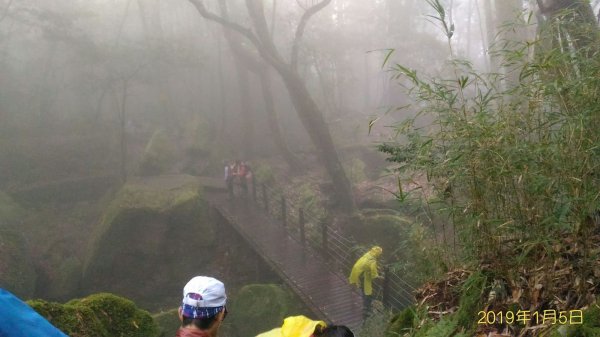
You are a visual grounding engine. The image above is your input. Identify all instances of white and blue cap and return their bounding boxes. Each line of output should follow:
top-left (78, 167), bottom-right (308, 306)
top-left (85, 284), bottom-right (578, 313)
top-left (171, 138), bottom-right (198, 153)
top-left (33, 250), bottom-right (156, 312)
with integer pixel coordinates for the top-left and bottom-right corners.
top-left (181, 276), bottom-right (227, 319)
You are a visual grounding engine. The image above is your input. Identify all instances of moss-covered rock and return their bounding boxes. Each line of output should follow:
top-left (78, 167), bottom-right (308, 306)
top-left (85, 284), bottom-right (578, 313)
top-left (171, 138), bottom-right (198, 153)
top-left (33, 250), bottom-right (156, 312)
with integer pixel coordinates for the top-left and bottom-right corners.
top-left (83, 175), bottom-right (214, 309)
top-left (28, 299), bottom-right (107, 337)
top-left (29, 293), bottom-right (160, 337)
top-left (70, 293), bottom-right (159, 337)
top-left (153, 308), bottom-right (181, 337)
top-left (0, 227), bottom-right (36, 298)
top-left (229, 284), bottom-right (306, 337)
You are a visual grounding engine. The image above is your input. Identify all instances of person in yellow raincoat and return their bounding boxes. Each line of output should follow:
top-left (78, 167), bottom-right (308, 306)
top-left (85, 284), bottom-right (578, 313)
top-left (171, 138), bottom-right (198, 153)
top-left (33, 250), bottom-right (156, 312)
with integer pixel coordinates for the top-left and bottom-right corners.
top-left (256, 316), bottom-right (354, 337)
top-left (348, 246), bottom-right (382, 318)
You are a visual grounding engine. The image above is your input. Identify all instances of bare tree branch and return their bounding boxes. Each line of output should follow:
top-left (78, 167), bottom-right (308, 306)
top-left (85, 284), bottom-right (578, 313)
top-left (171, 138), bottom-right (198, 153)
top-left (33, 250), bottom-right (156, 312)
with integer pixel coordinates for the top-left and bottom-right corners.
top-left (244, 0), bottom-right (284, 60)
top-left (291, 0), bottom-right (332, 72)
top-left (188, 0), bottom-right (262, 52)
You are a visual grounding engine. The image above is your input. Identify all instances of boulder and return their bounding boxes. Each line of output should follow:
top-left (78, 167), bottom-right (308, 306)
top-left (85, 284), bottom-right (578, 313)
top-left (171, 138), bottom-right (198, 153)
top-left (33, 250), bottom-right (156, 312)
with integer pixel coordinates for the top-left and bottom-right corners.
top-left (82, 175), bottom-right (214, 310)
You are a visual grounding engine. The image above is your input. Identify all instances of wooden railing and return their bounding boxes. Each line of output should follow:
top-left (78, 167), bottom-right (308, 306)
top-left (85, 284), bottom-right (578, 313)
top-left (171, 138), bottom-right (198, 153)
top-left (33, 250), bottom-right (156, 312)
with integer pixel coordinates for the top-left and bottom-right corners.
top-left (249, 179), bottom-right (416, 310)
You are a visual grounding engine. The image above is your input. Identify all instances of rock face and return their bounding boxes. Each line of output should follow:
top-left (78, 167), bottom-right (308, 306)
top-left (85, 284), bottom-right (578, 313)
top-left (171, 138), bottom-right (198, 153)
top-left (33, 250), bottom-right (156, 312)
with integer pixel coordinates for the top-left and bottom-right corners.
top-left (29, 292), bottom-right (160, 337)
top-left (82, 175), bottom-right (214, 310)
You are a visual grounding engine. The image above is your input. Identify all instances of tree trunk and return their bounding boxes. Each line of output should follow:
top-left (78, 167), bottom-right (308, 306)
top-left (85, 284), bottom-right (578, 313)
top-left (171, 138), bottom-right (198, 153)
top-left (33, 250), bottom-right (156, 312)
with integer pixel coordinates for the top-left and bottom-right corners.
top-left (257, 68), bottom-right (303, 170)
top-left (189, 0), bottom-right (355, 210)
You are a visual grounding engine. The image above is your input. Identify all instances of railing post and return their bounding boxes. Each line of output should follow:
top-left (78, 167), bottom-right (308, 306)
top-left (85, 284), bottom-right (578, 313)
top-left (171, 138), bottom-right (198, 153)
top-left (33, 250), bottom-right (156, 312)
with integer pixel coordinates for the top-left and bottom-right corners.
top-left (252, 177), bottom-right (257, 203)
top-left (321, 218), bottom-right (328, 259)
top-left (382, 266), bottom-right (390, 308)
top-left (299, 208), bottom-right (305, 247)
top-left (281, 196), bottom-right (287, 228)
top-left (262, 184), bottom-right (268, 213)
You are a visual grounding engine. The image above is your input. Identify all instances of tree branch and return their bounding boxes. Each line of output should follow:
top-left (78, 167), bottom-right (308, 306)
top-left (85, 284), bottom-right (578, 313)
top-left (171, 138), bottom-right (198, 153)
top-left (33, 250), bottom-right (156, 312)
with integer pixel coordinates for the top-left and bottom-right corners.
top-left (291, 0), bottom-right (332, 72)
top-left (188, 0), bottom-right (263, 51)
top-left (245, 0), bottom-right (284, 60)
top-left (218, 0), bottom-right (264, 72)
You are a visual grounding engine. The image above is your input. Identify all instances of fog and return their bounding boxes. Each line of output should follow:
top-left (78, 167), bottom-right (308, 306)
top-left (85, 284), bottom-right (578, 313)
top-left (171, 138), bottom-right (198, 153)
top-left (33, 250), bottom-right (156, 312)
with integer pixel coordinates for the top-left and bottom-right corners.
top-left (0, 0), bottom-right (513, 190)
top-left (2, 0), bottom-right (600, 335)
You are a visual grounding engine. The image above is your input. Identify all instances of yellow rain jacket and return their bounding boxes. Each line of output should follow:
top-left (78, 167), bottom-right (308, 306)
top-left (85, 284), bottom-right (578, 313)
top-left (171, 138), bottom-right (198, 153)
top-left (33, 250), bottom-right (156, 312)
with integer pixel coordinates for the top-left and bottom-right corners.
top-left (348, 246), bottom-right (382, 296)
top-left (256, 315), bottom-right (326, 337)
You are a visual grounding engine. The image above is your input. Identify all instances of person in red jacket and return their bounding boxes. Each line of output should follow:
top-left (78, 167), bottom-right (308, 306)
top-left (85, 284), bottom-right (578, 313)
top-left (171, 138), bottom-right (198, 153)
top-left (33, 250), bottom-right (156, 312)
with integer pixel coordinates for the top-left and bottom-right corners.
top-left (176, 276), bottom-right (228, 337)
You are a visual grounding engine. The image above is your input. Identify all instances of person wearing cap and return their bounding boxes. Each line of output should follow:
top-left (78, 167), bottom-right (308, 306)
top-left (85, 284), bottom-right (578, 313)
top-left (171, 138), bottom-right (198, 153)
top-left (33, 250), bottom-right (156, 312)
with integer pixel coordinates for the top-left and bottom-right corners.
top-left (255, 315), bottom-right (354, 337)
top-left (176, 276), bottom-right (228, 337)
top-left (348, 246), bottom-right (383, 318)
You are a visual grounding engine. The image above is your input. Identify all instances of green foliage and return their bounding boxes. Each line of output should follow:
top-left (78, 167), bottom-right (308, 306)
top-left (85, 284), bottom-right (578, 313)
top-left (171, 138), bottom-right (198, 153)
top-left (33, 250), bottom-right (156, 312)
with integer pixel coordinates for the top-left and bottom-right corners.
top-left (348, 210), bottom-right (444, 285)
top-left (229, 284), bottom-right (305, 337)
top-left (380, 9), bottom-right (600, 278)
top-left (253, 162), bottom-right (276, 185)
top-left (386, 307), bottom-right (416, 337)
top-left (295, 182), bottom-right (326, 221)
top-left (29, 293), bottom-right (160, 337)
top-left (137, 129), bottom-right (176, 176)
top-left (455, 272), bottom-right (487, 332)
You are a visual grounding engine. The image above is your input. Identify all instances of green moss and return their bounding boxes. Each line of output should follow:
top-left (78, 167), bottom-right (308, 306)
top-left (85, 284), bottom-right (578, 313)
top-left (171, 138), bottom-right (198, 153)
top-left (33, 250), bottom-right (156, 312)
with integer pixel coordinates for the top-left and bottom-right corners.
top-left (153, 309), bottom-right (181, 337)
top-left (71, 293), bottom-right (160, 337)
top-left (229, 284), bottom-right (305, 337)
top-left (386, 307), bottom-right (416, 337)
top-left (28, 299), bottom-right (108, 337)
top-left (30, 293), bottom-right (160, 337)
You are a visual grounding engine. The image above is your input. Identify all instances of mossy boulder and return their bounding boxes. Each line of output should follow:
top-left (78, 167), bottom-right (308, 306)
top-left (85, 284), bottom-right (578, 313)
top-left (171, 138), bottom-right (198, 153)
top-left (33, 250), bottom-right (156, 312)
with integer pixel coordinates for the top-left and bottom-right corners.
top-left (229, 284), bottom-right (306, 337)
top-left (28, 299), bottom-right (107, 337)
top-left (29, 293), bottom-right (160, 337)
top-left (83, 175), bottom-right (214, 309)
top-left (138, 130), bottom-right (176, 176)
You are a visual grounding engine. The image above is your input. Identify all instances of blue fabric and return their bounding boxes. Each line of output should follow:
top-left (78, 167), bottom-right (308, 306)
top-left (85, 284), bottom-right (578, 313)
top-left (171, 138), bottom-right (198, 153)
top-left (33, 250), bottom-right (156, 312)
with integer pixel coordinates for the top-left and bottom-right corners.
top-left (0, 288), bottom-right (68, 337)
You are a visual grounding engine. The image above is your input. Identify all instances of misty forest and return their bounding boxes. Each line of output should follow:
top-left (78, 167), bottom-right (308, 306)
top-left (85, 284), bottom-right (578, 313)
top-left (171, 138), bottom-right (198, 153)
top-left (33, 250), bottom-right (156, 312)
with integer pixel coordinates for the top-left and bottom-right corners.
top-left (1, 0), bottom-right (600, 336)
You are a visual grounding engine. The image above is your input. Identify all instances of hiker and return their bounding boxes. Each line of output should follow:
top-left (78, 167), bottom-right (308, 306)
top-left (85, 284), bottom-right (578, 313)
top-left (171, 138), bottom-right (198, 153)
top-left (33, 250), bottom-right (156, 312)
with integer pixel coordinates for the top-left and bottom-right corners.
top-left (176, 276), bottom-right (228, 337)
top-left (224, 161), bottom-right (234, 199)
top-left (0, 288), bottom-right (68, 337)
top-left (348, 246), bottom-right (383, 318)
top-left (256, 315), bottom-right (354, 337)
